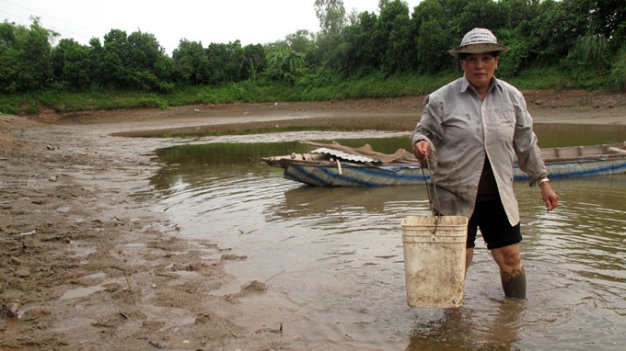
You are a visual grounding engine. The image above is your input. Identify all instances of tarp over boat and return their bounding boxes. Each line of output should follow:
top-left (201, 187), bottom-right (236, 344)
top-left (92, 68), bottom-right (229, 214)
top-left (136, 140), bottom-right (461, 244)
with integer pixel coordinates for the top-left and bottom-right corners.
top-left (302, 141), bottom-right (418, 166)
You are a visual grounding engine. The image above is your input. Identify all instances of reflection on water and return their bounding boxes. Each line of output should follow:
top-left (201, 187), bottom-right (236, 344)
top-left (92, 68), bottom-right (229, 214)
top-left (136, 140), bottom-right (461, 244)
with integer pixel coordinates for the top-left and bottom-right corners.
top-left (273, 186), bottom-right (424, 218)
top-left (141, 130), bottom-right (625, 350)
top-left (533, 124), bottom-right (626, 148)
top-left (406, 301), bottom-right (525, 350)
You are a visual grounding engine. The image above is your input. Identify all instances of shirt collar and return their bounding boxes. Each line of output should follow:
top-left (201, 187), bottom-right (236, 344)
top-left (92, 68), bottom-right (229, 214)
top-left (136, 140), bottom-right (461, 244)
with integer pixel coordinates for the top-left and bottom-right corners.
top-left (460, 75), bottom-right (499, 95)
top-left (460, 76), bottom-right (471, 93)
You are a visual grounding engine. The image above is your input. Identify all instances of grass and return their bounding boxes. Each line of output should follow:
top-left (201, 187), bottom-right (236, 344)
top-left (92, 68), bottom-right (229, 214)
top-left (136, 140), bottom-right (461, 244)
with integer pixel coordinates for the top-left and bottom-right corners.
top-left (0, 67), bottom-right (608, 116)
top-left (507, 66), bottom-right (578, 90)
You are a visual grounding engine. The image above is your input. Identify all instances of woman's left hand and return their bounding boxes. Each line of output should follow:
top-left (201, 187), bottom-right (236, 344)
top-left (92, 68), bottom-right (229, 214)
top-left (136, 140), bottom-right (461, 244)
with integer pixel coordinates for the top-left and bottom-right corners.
top-left (540, 182), bottom-right (559, 211)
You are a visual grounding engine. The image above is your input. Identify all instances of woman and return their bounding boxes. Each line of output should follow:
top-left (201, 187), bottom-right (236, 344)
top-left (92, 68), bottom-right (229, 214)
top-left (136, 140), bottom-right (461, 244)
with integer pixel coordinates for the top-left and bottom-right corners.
top-left (410, 28), bottom-right (559, 299)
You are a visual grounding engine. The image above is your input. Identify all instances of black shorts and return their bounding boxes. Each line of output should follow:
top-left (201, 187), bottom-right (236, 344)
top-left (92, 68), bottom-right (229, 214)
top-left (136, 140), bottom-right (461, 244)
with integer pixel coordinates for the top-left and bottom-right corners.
top-left (467, 200), bottom-right (522, 250)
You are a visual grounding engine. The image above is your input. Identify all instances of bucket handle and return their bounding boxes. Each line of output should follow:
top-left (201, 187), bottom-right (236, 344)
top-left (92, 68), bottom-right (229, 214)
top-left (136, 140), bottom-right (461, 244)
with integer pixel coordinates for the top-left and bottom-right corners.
top-left (421, 156), bottom-right (442, 233)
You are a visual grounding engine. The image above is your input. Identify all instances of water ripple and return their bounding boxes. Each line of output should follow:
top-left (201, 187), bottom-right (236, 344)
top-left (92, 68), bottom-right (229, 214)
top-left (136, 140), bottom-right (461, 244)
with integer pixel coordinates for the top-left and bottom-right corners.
top-left (147, 145), bottom-right (626, 350)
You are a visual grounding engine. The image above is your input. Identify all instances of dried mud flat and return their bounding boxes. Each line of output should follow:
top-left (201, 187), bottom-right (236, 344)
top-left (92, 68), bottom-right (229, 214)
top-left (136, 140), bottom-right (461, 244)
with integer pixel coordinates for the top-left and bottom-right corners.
top-left (1, 90), bottom-right (625, 350)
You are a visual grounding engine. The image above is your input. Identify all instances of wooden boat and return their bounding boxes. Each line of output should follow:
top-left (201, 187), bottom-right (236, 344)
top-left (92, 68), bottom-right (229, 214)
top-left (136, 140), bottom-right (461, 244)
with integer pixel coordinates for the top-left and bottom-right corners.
top-left (261, 141), bottom-right (626, 187)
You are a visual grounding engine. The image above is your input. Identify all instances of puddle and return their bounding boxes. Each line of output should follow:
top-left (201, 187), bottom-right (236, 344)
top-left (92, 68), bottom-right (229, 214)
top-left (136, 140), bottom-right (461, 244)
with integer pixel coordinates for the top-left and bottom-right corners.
top-left (67, 241), bottom-right (97, 257)
top-left (124, 242), bottom-right (148, 248)
top-left (56, 206), bottom-right (71, 213)
top-left (83, 272), bottom-right (107, 280)
top-left (60, 285), bottom-right (106, 300)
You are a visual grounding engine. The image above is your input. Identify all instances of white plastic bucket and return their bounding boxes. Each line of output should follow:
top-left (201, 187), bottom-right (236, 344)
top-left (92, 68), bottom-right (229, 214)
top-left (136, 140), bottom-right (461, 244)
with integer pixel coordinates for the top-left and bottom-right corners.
top-left (401, 215), bottom-right (468, 308)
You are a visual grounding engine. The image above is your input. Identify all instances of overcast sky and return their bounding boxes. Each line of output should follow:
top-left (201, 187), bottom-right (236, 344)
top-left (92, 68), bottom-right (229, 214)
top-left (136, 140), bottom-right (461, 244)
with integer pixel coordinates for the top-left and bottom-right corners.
top-left (1, 0), bottom-right (423, 55)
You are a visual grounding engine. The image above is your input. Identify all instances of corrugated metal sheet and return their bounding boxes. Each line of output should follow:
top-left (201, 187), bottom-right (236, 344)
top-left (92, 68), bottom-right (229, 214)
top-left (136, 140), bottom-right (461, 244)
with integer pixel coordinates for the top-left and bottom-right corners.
top-left (311, 147), bottom-right (377, 163)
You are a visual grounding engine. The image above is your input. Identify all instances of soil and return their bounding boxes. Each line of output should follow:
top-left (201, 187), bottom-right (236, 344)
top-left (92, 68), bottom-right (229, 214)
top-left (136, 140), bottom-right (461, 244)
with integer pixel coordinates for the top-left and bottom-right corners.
top-left (0, 90), bottom-right (624, 350)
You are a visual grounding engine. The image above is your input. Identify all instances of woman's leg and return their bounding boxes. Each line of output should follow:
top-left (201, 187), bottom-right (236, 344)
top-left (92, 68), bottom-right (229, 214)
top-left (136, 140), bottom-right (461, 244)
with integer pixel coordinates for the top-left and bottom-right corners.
top-left (491, 243), bottom-right (526, 298)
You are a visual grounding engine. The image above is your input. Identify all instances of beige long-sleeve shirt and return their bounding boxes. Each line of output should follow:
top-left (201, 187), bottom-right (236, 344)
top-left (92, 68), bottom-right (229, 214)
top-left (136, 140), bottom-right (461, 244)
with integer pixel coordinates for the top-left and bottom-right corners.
top-left (410, 76), bottom-right (548, 226)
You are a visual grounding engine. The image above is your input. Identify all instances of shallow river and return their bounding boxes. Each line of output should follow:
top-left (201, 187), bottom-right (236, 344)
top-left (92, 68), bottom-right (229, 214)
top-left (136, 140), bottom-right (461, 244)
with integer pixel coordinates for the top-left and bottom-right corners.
top-left (141, 126), bottom-right (625, 350)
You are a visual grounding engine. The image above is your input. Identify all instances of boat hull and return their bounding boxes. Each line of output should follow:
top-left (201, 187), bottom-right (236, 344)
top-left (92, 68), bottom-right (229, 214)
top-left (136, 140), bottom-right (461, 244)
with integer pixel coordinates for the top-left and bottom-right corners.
top-left (285, 164), bottom-right (426, 186)
top-left (282, 158), bottom-right (626, 187)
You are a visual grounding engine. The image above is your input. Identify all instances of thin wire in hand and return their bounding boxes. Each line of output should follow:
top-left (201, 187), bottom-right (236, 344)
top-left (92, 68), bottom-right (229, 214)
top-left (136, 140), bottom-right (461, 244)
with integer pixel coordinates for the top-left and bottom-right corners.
top-left (420, 156), bottom-right (441, 230)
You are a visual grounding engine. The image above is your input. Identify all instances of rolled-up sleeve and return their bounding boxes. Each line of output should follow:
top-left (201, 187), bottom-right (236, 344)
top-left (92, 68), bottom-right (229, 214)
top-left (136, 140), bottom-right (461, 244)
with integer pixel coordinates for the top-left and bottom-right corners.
top-left (411, 95), bottom-right (444, 148)
top-left (510, 89), bottom-right (548, 185)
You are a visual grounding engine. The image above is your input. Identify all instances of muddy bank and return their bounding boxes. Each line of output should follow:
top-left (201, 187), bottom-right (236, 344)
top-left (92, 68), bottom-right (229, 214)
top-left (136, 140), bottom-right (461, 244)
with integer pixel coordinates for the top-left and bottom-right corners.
top-left (1, 90), bottom-right (625, 350)
top-left (30, 89), bottom-right (626, 129)
top-left (0, 116), bottom-right (281, 350)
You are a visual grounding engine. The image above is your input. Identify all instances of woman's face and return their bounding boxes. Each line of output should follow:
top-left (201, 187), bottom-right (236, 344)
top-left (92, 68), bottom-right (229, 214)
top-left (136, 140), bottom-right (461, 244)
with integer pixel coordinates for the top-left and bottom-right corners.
top-left (461, 53), bottom-right (498, 91)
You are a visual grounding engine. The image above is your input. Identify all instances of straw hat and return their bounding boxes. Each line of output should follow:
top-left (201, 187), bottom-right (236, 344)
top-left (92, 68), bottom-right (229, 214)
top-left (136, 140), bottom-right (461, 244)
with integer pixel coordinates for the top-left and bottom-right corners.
top-left (449, 28), bottom-right (509, 57)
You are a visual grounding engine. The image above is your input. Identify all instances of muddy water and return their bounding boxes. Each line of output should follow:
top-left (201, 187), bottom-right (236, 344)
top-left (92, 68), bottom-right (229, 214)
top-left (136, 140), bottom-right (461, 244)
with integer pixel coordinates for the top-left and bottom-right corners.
top-left (143, 130), bottom-right (625, 350)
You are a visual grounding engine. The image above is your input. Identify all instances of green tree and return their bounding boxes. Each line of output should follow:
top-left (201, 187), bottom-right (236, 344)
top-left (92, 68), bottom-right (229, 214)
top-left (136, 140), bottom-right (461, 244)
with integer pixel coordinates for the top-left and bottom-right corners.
top-left (206, 43), bottom-right (229, 84)
top-left (51, 38), bottom-right (91, 89)
top-left (412, 0), bottom-right (456, 73)
top-left (88, 37), bottom-right (105, 87)
top-left (206, 41), bottom-right (247, 84)
top-left (585, 0), bottom-right (626, 53)
top-left (2, 0), bottom-right (623, 94)
top-left (128, 31), bottom-right (163, 70)
top-left (0, 18), bottom-right (56, 92)
top-left (102, 29), bottom-right (130, 88)
top-left (265, 46), bottom-right (305, 83)
top-left (153, 55), bottom-right (173, 91)
top-left (495, 28), bottom-right (529, 78)
top-left (315, 0), bottom-right (346, 37)
top-left (352, 11), bottom-right (379, 74)
top-left (127, 30), bottom-right (168, 90)
top-left (384, 4), bottom-right (413, 73)
top-left (499, 0), bottom-right (541, 30)
top-left (458, 0), bottom-right (505, 34)
top-left (227, 41), bottom-right (247, 82)
top-left (526, 0), bottom-right (588, 64)
top-left (21, 18), bottom-right (56, 90)
top-left (243, 44), bottom-right (266, 82)
top-left (0, 20), bottom-right (20, 92)
top-left (172, 39), bottom-right (209, 85)
top-left (284, 29), bottom-right (315, 53)
top-left (372, 0), bottom-right (410, 71)
top-left (323, 34), bottom-right (352, 75)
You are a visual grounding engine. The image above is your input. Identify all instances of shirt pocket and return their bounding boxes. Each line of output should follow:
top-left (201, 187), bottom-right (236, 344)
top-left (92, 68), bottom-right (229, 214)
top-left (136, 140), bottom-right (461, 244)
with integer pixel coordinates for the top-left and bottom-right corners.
top-left (494, 107), bottom-right (515, 142)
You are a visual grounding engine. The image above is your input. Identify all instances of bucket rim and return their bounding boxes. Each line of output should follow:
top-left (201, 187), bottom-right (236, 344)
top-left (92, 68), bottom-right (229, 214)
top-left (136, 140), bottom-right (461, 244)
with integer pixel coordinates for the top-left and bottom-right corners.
top-left (401, 215), bottom-right (469, 225)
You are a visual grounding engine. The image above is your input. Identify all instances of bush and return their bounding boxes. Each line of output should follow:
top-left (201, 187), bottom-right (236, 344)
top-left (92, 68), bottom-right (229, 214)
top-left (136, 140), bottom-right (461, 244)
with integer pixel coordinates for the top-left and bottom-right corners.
top-left (23, 102), bottom-right (40, 115)
top-left (0, 104), bottom-right (19, 115)
top-left (563, 35), bottom-right (609, 89)
top-left (496, 29), bottom-right (529, 79)
top-left (608, 48), bottom-right (626, 92)
top-left (508, 66), bottom-right (577, 90)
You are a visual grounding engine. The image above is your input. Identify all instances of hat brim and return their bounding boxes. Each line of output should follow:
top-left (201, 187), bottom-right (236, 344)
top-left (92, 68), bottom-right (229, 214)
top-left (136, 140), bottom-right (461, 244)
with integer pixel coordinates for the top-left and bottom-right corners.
top-left (449, 43), bottom-right (510, 57)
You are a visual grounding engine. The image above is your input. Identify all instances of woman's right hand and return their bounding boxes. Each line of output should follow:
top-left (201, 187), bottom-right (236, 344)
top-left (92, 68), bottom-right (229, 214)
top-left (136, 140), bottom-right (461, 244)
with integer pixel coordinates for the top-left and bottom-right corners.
top-left (413, 141), bottom-right (431, 161)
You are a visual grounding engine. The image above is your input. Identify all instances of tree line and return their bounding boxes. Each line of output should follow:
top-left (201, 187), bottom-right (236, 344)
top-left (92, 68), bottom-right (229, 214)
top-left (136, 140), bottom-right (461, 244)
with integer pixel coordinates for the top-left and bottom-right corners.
top-left (1, 0), bottom-right (624, 95)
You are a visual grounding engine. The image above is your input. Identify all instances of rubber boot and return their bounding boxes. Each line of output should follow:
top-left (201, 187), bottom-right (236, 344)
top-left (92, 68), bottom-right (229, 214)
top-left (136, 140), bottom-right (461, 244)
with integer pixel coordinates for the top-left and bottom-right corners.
top-left (501, 267), bottom-right (526, 299)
